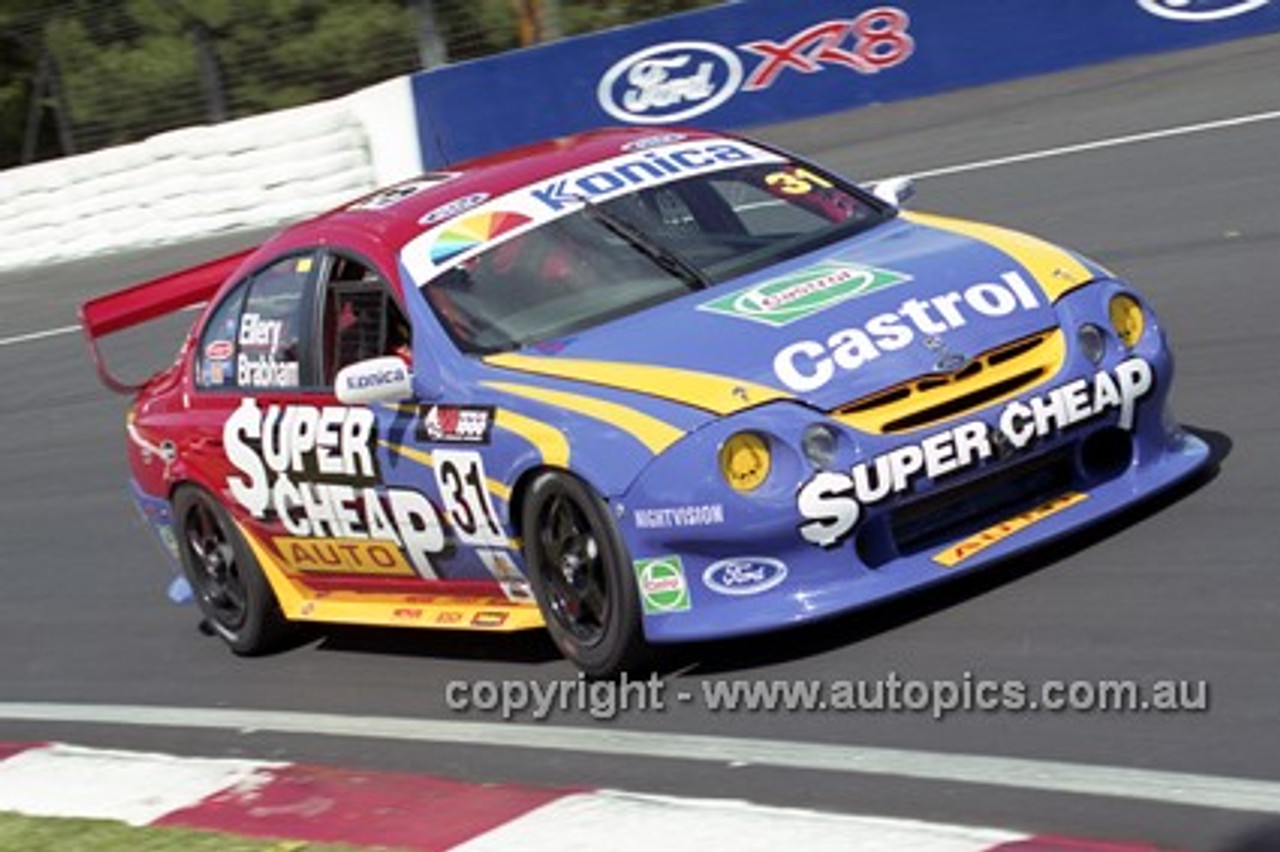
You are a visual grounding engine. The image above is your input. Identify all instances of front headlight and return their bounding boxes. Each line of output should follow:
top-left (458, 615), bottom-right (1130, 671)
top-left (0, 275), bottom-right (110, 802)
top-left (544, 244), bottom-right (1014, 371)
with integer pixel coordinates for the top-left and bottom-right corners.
top-left (719, 431), bottom-right (771, 492)
top-left (1109, 294), bottom-right (1145, 348)
top-left (1077, 323), bottom-right (1106, 365)
top-left (801, 423), bottom-right (838, 469)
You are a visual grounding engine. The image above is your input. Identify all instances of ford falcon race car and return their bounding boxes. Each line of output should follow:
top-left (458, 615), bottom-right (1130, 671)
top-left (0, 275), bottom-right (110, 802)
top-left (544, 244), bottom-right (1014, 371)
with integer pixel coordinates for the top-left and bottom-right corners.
top-left (82, 127), bottom-right (1210, 676)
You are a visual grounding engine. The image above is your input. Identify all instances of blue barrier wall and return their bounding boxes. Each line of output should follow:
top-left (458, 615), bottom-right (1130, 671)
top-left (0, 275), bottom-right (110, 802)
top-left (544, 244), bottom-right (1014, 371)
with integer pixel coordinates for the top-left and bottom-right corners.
top-left (413, 0), bottom-right (1280, 169)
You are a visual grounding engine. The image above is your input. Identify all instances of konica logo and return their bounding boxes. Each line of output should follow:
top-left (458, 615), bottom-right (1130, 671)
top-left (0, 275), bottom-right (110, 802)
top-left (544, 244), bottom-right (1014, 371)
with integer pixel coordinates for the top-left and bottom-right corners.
top-left (1136, 0), bottom-right (1270, 21)
top-left (702, 557), bottom-right (788, 597)
top-left (597, 41), bottom-right (744, 125)
top-left (344, 367), bottom-right (406, 391)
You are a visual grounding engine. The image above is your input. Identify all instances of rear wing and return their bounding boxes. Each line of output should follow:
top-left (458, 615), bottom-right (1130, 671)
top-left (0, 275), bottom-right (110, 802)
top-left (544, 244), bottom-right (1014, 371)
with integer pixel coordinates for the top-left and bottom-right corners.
top-left (79, 249), bottom-right (254, 394)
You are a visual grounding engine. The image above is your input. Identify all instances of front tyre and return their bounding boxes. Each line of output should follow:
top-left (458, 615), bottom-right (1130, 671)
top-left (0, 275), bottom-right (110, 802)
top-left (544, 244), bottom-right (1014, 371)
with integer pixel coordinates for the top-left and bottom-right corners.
top-left (173, 485), bottom-right (290, 655)
top-left (521, 472), bottom-right (648, 677)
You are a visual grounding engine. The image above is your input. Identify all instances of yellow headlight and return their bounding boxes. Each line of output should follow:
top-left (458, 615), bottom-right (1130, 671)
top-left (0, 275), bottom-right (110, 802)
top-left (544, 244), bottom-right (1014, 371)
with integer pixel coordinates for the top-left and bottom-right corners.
top-left (1109, 294), bottom-right (1145, 348)
top-left (719, 432), bottom-right (771, 492)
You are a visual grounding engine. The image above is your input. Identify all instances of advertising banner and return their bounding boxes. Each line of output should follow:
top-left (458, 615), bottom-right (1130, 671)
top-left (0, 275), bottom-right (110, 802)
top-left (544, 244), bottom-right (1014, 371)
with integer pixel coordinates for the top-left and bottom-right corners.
top-left (412, 0), bottom-right (1280, 168)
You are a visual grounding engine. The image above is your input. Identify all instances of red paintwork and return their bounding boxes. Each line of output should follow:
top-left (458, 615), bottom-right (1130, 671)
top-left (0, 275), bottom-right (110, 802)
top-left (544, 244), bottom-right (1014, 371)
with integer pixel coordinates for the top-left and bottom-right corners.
top-left (80, 250), bottom-right (254, 338)
top-left (80, 249), bottom-right (254, 392)
top-left (86, 125), bottom-right (730, 592)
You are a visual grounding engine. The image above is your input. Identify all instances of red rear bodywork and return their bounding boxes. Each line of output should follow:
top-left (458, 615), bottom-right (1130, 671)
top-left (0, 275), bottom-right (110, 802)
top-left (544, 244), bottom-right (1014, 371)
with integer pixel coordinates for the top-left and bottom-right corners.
top-left (79, 249), bottom-right (254, 393)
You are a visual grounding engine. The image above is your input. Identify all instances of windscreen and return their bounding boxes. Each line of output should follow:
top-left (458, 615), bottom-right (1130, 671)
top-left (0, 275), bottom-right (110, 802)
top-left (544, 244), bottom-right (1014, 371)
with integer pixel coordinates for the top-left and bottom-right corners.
top-left (420, 158), bottom-right (889, 354)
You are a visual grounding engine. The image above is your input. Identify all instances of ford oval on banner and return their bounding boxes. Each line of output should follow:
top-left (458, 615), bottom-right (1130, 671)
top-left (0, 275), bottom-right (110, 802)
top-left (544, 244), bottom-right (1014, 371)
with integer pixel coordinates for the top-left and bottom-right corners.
top-left (597, 41), bottom-right (744, 125)
top-left (1135, 0), bottom-right (1270, 21)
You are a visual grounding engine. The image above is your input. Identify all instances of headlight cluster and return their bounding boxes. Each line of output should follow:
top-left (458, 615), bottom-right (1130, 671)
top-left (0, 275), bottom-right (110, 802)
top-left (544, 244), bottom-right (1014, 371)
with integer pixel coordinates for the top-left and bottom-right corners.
top-left (719, 431), bottom-right (771, 492)
top-left (1078, 292), bottom-right (1146, 363)
top-left (719, 423), bottom-right (840, 493)
top-left (1077, 323), bottom-right (1107, 365)
top-left (801, 423), bottom-right (838, 469)
top-left (1108, 293), bottom-right (1145, 348)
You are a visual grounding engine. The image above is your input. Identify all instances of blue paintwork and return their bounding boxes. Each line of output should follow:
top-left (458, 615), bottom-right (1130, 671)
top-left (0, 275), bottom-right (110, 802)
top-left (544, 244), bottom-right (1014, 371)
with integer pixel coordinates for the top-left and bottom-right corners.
top-left (385, 214), bottom-right (1210, 640)
top-left (129, 480), bottom-right (192, 603)
top-left (617, 278), bottom-right (1210, 641)
top-left (518, 217), bottom-right (1061, 408)
top-left (132, 199), bottom-right (1210, 641)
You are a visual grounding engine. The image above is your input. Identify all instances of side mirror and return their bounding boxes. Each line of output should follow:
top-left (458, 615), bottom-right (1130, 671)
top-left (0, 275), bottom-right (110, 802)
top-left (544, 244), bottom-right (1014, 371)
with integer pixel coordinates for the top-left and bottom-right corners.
top-left (867, 176), bottom-right (916, 208)
top-left (335, 356), bottom-right (414, 405)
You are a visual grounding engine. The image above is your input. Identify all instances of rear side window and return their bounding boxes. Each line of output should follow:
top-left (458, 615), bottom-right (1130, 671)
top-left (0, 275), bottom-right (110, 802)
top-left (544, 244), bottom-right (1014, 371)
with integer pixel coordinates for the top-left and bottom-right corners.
top-left (195, 253), bottom-right (316, 391)
top-left (196, 285), bottom-right (245, 389)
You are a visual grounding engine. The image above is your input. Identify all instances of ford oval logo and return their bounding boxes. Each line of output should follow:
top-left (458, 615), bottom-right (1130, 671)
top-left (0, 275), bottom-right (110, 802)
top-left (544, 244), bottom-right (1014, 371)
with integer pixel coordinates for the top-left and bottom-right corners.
top-left (597, 41), bottom-right (744, 125)
top-left (1136, 0), bottom-right (1269, 21)
top-left (702, 557), bottom-right (788, 597)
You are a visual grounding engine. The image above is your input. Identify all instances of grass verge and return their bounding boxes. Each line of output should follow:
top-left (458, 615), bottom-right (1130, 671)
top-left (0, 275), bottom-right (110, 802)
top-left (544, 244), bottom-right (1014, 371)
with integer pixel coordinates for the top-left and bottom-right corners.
top-left (0, 812), bottom-right (391, 852)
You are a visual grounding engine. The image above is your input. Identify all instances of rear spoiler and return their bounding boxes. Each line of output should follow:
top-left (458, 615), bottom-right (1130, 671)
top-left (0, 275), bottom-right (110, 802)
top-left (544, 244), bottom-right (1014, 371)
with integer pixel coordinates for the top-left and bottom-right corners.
top-left (79, 249), bottom-right (254, 394)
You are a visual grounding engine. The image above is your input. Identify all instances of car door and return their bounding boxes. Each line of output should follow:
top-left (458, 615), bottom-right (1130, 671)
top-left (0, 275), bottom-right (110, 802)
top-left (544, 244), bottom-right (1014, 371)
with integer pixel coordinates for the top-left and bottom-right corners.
top-left (185, 249), bottom-right (441, 586)
top-left (316, 251), bottom-right (531, 603)
top-left (186, 250), bottom-right (319, 513)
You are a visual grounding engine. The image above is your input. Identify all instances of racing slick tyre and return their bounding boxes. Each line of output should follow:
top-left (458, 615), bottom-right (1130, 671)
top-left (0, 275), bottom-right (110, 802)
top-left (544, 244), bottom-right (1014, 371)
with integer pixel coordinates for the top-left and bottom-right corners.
top-left (173, 485), bottom-right (290, 656)
top-left (521, 471), bottom-right (649, 678)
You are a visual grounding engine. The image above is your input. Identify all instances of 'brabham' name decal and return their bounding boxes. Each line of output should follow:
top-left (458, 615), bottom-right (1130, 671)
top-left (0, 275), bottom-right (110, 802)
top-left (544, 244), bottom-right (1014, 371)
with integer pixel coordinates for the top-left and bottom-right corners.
top-left (797, 357), bottom-right (1154, 548)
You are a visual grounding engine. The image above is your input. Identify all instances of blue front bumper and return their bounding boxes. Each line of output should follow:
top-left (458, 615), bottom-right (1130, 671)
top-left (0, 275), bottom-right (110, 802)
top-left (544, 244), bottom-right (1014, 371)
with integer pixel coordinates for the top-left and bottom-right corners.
top-left (620, 286), bottom-right (1211, 644)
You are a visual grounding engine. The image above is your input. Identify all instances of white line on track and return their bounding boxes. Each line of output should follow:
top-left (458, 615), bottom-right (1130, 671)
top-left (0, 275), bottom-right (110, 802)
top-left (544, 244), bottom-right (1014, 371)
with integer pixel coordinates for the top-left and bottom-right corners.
top-left (904, 108), bottom-right (1280, 180)
top-left (1, 108), bottom-right (1277, 352)
top-left (1, 702), bottom-right (1278, 815)
top-left (0, 324), bottom-right (80, 347)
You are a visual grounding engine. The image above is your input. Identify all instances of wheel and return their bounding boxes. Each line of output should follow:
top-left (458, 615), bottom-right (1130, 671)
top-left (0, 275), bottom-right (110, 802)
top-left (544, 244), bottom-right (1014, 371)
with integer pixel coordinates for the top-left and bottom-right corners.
top-left (173, 485), bottom-right (290, 655)
top-left (521, 472), bottom-right (649, 677)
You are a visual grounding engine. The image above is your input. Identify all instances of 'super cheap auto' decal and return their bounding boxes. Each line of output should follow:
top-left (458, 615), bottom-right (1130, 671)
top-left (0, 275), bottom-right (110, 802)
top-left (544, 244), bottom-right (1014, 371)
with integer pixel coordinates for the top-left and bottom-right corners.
top-left (223, 399), bottom-right (445, 578)
top-left (797, 357), bottom-right (1154, 548)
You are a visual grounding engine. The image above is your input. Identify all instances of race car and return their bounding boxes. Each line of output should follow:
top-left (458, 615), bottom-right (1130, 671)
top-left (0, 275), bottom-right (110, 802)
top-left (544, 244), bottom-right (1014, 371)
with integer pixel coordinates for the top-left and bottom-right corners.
top-left (81, 127), bottom-right (1210, 676)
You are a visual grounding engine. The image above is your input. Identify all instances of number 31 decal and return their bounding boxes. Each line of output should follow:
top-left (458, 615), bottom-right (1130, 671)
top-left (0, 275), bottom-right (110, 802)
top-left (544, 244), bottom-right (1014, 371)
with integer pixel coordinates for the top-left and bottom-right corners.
top-left (433, 450), bottom-right (508, 547)
top-left (765, 167), bottom-right (834, 196)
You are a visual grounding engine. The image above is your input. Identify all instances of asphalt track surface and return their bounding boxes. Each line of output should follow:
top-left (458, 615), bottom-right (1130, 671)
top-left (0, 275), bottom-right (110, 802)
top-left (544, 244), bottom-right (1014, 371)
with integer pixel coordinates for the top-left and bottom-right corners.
top-left (2, 33), bottom-right (1278, 851)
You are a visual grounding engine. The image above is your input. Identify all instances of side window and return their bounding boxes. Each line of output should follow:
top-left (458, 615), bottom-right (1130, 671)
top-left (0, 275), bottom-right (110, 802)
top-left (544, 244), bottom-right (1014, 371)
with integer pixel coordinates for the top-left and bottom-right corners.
top-left (321, 255), bottom-right (411, 385)
top-left (195, 253), bottom-right (315, 391)
top-left (196, 284), bottom-right (246, 389)
top-left (236, 255), bottom-right (314, 391)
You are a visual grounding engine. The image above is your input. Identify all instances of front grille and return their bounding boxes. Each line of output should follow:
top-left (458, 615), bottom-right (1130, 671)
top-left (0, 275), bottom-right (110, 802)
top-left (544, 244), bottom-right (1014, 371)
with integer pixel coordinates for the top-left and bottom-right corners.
top-left (888, 447), bottom-right (1074, 556)
top-left (881, 369), bottom-right (1046, 433)
top-left (834, 329), bottom-right (1063, 434)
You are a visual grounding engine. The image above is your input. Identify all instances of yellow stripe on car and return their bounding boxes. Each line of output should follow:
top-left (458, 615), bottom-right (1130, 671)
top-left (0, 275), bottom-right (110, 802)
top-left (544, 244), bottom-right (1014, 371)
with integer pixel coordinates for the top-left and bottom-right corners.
top-left (483, 380), bottom-right (685, 455)
top-left (379, 440), bottom-right (512, 502)
top-left (494, 408), bottom-right (571, 468)
top-left (833, 329), bottom-right (1066, 434)
top-left (932, 491), bottom-right (1088, 568)
top-left (904, 211), bottom-right (1094, 302)
top-left (381, 402), bottom-right (570, 468)
top-left (485, 353), bottom-right (792, 415)
top-left (241, 524), bottom-right (541, 630)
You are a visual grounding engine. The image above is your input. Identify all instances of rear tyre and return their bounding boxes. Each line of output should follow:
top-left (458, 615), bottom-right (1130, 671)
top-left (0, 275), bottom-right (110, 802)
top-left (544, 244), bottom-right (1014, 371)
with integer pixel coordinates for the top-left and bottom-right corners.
top-left (521, 472), bottom-right (649, 677)
top-left (173, 486), bottom-right (290, 655)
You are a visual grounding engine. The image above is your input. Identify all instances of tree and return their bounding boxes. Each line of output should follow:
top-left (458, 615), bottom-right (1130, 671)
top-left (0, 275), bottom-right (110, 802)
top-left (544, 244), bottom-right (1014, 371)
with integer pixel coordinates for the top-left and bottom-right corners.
top-left (15, 0), bottom-right (421, 152)
top-left (0, 0), bottom-right (724, 163)
top-left (0, 0), bottom-right (68, 166)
